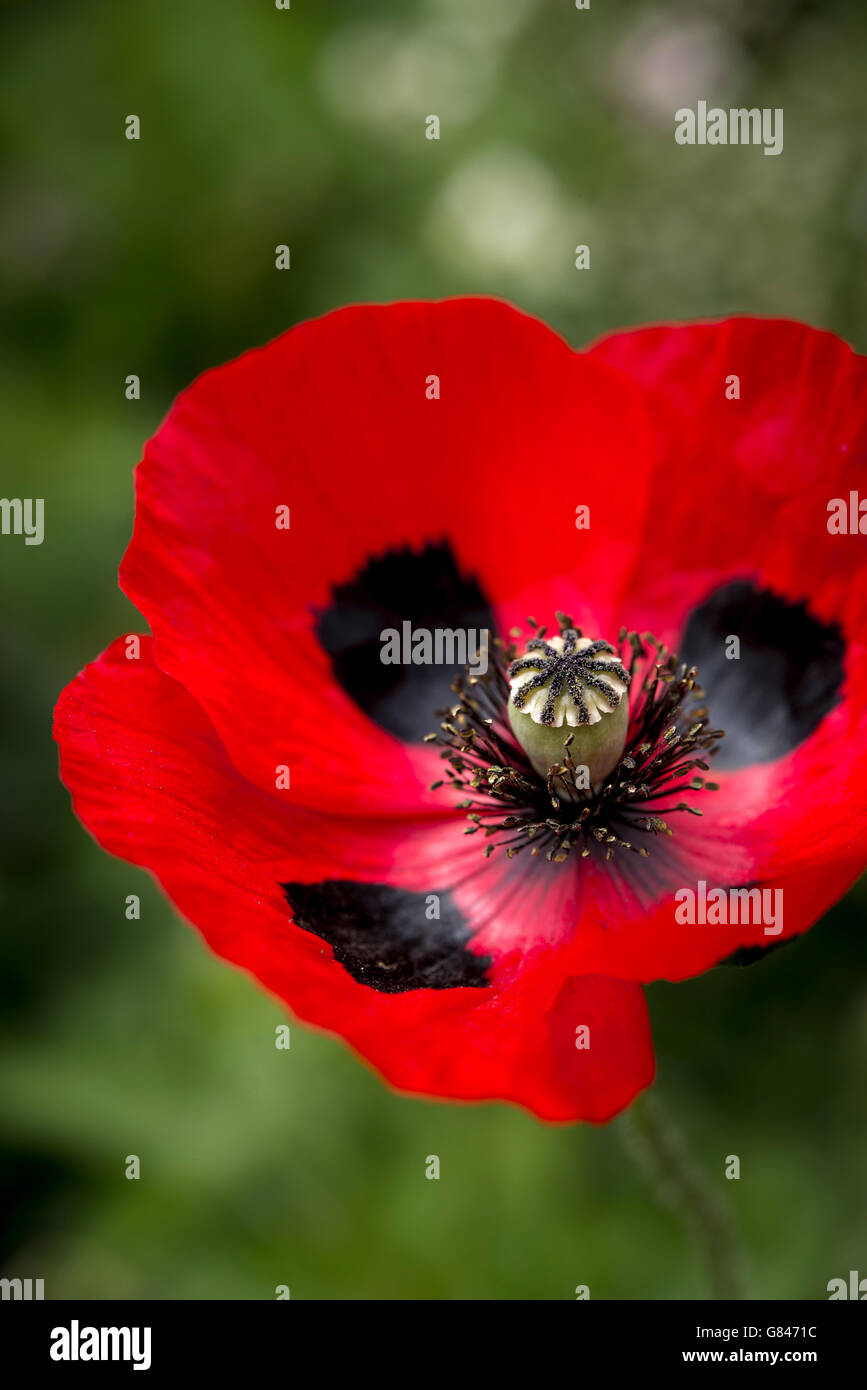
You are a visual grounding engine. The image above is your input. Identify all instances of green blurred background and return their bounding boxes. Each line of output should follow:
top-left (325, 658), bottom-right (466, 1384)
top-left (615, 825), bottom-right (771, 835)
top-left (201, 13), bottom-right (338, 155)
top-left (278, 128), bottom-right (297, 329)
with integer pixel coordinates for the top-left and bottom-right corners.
top-left (2, 0), bottom-right (866, 1300)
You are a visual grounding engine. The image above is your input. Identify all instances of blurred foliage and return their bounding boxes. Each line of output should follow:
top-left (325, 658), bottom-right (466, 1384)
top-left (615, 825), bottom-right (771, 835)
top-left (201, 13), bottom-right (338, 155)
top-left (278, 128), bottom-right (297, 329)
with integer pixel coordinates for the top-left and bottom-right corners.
top-left (1, 0), bottom-right (865, 1299)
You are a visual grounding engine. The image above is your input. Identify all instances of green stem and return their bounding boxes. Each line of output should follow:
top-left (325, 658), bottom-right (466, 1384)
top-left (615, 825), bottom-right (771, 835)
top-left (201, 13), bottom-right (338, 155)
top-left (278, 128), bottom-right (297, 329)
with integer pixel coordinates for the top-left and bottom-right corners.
top-left (620, 1090), bottom-right (746, 1300)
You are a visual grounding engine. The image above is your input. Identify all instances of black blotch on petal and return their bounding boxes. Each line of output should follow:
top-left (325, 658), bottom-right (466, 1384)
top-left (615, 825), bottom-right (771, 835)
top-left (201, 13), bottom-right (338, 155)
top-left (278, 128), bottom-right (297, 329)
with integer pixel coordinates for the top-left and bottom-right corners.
top-left (680, 580), bottom-right (845, 770)
top-left (315, 541), bottom-right (495, 742)
top-left (719, 937), bottom-right (797, 969)
top-left (281, 879), bottom-right (491, 994)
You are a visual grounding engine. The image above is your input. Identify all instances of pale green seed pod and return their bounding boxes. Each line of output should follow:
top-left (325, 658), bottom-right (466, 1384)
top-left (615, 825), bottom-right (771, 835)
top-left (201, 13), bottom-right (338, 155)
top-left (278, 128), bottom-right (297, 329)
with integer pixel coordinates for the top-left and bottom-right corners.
top-left (507, 631), bottom-right (630, 791)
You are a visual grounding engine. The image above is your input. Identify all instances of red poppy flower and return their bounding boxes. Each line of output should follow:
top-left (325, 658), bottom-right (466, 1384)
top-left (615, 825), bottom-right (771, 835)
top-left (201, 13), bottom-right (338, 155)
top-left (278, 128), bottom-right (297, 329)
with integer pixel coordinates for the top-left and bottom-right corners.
top-left (54, 299), bottom-right (867, 1122)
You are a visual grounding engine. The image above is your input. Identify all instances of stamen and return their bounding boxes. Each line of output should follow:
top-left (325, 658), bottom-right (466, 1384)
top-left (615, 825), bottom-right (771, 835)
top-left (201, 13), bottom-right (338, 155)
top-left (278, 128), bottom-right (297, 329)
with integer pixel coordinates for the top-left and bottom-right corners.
top-left (426, 624), bottom-right (724, 867)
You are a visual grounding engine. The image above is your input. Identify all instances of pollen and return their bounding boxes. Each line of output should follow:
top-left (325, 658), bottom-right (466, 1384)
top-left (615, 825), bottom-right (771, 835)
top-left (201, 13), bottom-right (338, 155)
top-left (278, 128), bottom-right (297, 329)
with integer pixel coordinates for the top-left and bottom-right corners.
top-left (508, 629), bottom-right (631, 727)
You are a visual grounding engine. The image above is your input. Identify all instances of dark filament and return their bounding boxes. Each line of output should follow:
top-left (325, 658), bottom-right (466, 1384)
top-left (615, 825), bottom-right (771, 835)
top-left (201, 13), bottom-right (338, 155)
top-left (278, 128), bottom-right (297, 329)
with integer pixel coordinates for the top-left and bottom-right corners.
top-left (426, 614), bottom-right (724, 866)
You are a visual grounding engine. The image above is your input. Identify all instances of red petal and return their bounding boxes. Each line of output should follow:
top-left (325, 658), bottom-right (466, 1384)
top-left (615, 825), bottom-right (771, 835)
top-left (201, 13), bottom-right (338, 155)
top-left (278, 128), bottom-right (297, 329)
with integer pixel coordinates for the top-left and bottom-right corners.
top-left (120, 298), bottom-right (653, 814)
top-left (572, 318), bottom-right (867, 974)
top-left (54, 638), bottom-right (654, 1122)
top-left (587, 316), bottom-right (867, 645)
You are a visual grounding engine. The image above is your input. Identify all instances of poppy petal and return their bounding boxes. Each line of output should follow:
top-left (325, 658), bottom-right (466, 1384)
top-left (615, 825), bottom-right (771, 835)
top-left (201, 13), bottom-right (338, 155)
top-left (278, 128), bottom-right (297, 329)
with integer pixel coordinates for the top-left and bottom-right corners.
top-left (587, 316), bottom-right (867, 654)
top-left (54, 637), bottom-right (654, 1121)
top-left (120, 298), bottom-right (654, 814)
top-left (563, 318), bottom-right (867, 975)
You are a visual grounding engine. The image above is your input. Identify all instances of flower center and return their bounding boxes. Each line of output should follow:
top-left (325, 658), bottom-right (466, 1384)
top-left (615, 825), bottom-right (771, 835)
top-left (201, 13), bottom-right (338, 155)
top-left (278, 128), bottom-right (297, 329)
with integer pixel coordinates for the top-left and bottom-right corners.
top-left (426, 612), bottom-right (724, 865)
top-left (507, 624), bottom-right (631, 791)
